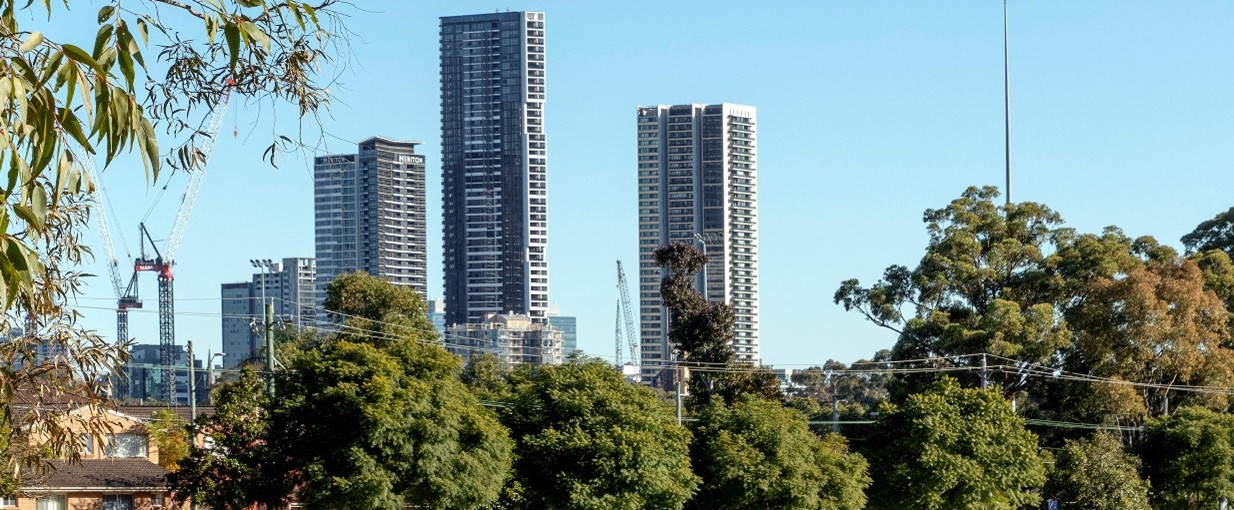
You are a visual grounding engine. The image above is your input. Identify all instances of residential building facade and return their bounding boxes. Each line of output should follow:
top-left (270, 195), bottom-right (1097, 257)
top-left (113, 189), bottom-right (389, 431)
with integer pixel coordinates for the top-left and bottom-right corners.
top-left (440, 12), bottom-right (550, 326)
top-left (636, 104), bottom-right (761, 386)
top-left (314, 137), bottom-right (428, 310)
top-left (446, 313), bottom-right (563, 366)
top-left (220, 258), bottom-right (316, 369)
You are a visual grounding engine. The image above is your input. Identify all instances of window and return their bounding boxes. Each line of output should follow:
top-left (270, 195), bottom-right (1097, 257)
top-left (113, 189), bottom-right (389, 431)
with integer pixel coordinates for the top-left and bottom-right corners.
top-left (102, 495), bottom-right (133, 510)
top-left (80, 434), bottom-right (93, 455)
top-left (0, 495), bottom-right (14, 507)
top-left (106, 434), bottom-right (148, 458)
top-left (151, 493), bottom-right (166, 507)
top-left (36, 496), bottom-right (66, 510)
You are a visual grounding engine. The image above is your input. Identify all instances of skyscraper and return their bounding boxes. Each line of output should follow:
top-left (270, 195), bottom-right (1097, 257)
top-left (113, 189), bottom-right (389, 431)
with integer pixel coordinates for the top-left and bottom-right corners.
top-left (440, 12), bottom-right (549, 326)
top-left (314, 137), bottom-right (428, 308)
top-left (636, 103), bottom-right (761, 385)
top-left (220, 257), bottom-right (316, 369)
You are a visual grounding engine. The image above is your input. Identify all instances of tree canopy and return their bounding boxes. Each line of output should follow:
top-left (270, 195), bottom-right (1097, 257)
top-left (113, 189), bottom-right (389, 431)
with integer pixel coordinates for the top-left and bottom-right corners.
top-left (1183, 206), bottom-right (1234, 256)
top-left (500, 359), bottom-right (699, 510)
top-left (1044, 433), bottom-right (1151, 510)
top-left (865, 378), bottom-right (1047, 509)
top-left (688, 398), bottom-right (869, 510)
top-left (1140, 406), bottom-right (1234, 510)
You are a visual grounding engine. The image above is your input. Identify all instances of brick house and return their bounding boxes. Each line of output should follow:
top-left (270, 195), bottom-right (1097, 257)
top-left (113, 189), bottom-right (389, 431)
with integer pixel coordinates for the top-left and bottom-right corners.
top-left (3, 405), bottom-right (202, 510)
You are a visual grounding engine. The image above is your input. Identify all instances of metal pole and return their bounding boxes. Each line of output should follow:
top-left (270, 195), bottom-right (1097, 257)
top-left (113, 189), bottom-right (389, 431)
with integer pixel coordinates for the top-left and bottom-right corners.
top-left (265, 301), bottom-right (275, 396)
top-left (981, 353), bottom-right (989, 389)
top-left (1003, 0), bottom-right (1012, 206)
top-left (675, 365), bottom-right (683, 426)
top-left (187, 341), bottom-right (196, 422)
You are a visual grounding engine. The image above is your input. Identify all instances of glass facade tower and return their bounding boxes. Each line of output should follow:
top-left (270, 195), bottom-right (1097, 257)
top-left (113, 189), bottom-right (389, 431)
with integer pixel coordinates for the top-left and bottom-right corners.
top-left (440, 12), bottom-right (549, 326)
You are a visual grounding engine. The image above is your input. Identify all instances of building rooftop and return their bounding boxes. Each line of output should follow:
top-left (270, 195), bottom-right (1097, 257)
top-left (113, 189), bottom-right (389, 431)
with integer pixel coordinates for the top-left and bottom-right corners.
top-left (25, 459), bottom-right (168, 491)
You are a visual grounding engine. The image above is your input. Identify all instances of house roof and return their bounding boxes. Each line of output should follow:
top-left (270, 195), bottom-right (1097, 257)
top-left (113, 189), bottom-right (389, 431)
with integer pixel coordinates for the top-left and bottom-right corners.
top-left (118, 405), bottom-right (215, 422)
top-left (24, 459), bottom-right (168, 491)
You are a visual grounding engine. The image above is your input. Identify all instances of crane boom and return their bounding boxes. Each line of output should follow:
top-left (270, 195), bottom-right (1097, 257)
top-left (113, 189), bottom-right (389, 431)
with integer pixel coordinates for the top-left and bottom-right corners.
top-left (616, 260), bottom-right (638, 372)
top-left (165, 82), bottom-right (233, 261)
top-left (78, 149), bottom-right (124, 299)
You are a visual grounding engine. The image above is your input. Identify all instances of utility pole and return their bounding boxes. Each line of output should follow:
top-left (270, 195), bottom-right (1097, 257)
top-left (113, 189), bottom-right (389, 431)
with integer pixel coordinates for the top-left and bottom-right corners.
top-left (187, 340), bottom-right (196, 422)
top-left (265, 301), bottom-right (275, 396)
top-left (981, 353), bottom-right (989, 389)
top-left (675, 364), bottom-right (684, 426)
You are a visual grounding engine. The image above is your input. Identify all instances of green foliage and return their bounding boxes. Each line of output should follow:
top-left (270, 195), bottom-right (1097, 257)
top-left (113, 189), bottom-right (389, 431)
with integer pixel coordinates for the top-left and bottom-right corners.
top-left (835, 186), bottom-right (1071, 395)
top-left (866, 378), bottom-right (1047, 509)
top-left (654, 241), bottom-right (781, 407)
top-left (1140, 406), bottom-right (1234, 510)
top-left (688, 398), bottom-right (870, 510)
top-left (274, 336), bottom-right (511, 509)
top-left (168, 368), bottom-right (288, 510)
top-left (147, 409), bottom-right (188, 472)
top-left (501, 359), bottom-right (699, 510)
top-left (1044, 433), bottom-right (1150, 510)
top-left (460, 352), bottom-right (514, 402)
top-left (0, 0), bottom-right (346, 483)
top-left (323, 271), bottom-right (438, 346)
top-left (1183, 206), bottom-right (1234, 255)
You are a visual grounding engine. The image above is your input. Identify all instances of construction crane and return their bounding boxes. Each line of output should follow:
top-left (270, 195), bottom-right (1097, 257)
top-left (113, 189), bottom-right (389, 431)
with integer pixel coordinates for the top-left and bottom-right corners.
top-left (84, 80), bottom-right (233, 402)
top-left (142, 80), bottom-right (234, 402)
top-left (616, 260), bottom-right (639, 377)
top-left (81, 153), bottom-right (143, 346)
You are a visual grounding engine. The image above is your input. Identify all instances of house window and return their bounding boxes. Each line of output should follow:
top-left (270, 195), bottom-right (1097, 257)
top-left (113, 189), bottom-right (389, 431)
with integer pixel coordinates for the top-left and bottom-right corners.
top-left (106, 433), bottom-right (148, 458)
top-left (0, 495), bottom-right (15, 507)
top-left (151, 492), bottom-right (166, 507)
top-left (36, 496), bottom-right (66, 510)
top-left (102, 495), bottom-right (133, 510)
top-left (80, 434), bottom-right (93, 455)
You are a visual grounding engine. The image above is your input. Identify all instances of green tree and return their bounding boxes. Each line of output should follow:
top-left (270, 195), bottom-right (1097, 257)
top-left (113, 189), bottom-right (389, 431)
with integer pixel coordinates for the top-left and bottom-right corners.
top-left (1182, 206), bottom-right (1234, 255)
top-left (1044, 432), bottom-right (1151, 510)
top-left (655, 242), bottom-right (780, 407)
top-left (147, 409), bottom-right (188, 472)
top-left (865, 378), bottom-right (1047, 509)
top-left (273, 336), bottom-right (511, 509)
top-left (460, 352), bottom-right (514, 402)
top-left (834, 186), bottom-right (1072, 396)
top-left (688, 398), bottom-right (870, 510)
top-left (168, 368), bottom-right (288, 510)
top-left (0, 0), bottom-right (346, 481)
top-left (501, 359), bottom-right (699, 510)
top-left (323, 271), bottom-right (438, 345)
top-left (1140, 406), bottom-right (1234, 510)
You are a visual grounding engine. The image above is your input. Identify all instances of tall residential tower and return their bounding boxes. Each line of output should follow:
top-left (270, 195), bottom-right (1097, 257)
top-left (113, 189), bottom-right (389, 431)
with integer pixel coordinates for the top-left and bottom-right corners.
top-left (440, 12), bottom-right (549, 326)
top-left (636, 104), bottom-right (761, 385)
top-left (313, 137), bottom-right (428, 307)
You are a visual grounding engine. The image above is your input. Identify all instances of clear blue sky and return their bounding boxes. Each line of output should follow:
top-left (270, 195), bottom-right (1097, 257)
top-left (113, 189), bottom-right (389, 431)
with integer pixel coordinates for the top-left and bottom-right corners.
top-left (61, 1), bottom-right (1234, 367)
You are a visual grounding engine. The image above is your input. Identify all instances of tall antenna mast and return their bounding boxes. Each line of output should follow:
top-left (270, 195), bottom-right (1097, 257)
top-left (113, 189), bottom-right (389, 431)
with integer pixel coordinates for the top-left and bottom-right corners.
top-left (1003, 0), bottom-right (1012, 206)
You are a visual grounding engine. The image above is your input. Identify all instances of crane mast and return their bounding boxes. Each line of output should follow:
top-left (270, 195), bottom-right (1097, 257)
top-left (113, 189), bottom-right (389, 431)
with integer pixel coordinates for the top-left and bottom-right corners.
top-left (79, 149), bottom-right (142, 348)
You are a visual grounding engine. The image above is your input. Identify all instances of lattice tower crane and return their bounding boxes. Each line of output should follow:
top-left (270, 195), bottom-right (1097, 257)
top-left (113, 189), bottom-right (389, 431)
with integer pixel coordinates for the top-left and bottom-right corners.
top-left (616, 260), bottom-right (638, 375)
top-left (133, 79), bottom-right (234, 401)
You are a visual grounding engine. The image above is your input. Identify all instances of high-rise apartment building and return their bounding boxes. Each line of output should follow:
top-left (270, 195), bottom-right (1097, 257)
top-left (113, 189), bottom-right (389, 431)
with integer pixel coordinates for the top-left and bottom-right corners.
top-left (220, 257), bottom-right (316, 369)
top-left (314, 137), bottom-right (428, 307)
top-left (440, 12), bottom-right (549, 326)
top-left (636, 104), bottom-right (761, 386)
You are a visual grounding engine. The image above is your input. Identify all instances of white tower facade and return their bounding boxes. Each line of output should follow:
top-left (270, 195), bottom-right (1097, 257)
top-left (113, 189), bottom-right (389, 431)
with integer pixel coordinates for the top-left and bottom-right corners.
top-left (636, 103), bottom-right (760, 386)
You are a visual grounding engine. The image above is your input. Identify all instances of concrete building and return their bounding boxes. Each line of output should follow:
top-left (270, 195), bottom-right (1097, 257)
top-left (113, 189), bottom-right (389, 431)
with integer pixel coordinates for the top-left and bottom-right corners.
top-left (440, 12), bottom-right (550, 326)
top-left (220, 257), bottom-right (316, 369)
top-left (314, 137), bottom-right (428, 309)
top-left (446, 313), bottom-right (563, 367)
top-left (636, 104), bottom-right (761, 386)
